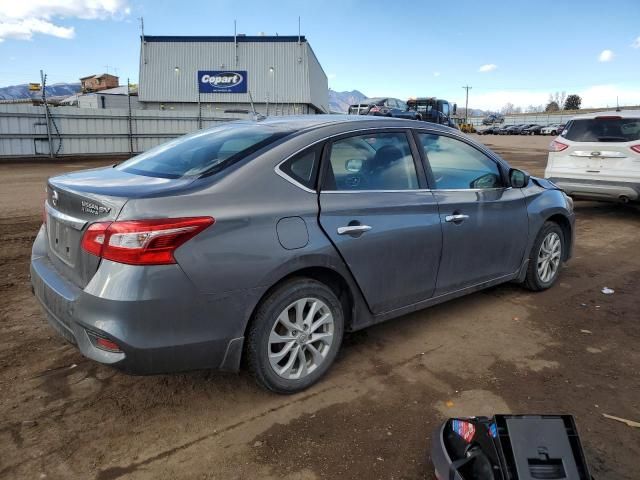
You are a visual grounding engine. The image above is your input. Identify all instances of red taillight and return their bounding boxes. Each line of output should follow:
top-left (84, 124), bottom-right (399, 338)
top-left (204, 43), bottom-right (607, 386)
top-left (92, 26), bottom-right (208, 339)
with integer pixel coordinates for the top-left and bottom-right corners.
top-left (549, 140), bottom-right (569, 152)
top-left (81, 217), bottom-right (214, 265)
top-left (96, 337), bottom-right (121, 352)
top-left (631, 145), bottom-right (640, 154)
top-left (369, 106), bottom-right (380, 113)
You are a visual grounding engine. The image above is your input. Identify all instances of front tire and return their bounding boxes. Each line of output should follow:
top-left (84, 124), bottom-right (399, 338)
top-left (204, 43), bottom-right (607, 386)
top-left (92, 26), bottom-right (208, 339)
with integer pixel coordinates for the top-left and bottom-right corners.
top-left (246, 278), bottom-right (344, 394)
top-left (523, 222), bottom-right (564, 291)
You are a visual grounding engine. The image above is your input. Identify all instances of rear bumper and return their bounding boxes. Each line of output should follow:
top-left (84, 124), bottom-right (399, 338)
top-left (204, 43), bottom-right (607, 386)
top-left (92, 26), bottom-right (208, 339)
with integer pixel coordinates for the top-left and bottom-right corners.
top-left (547, 177), bottom-right (640, 202)
top-left (30, 226), bottom-right (259, 374)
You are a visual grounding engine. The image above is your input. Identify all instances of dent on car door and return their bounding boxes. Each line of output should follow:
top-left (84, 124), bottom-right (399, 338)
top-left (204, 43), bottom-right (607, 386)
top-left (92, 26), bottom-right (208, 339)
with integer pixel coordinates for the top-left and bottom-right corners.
top-left (318, 130), bottom-right (442, 314)
top-left (415, 132), bottom-right (529, 295)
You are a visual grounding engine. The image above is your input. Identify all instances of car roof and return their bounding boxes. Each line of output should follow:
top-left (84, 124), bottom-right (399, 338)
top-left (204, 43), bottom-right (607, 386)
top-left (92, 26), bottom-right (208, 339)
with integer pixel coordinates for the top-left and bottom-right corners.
top-left (569, 109), bottom-right (640, 120)
top-left (243, 114), bottom-right (456, 134)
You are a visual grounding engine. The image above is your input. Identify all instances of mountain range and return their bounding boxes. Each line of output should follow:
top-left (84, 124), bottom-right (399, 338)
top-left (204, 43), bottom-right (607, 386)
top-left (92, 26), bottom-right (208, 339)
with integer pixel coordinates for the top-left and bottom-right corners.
top-left (328, 89), bottom-right (367, 113)
top-left (0, 83), bottom-right (81, 100)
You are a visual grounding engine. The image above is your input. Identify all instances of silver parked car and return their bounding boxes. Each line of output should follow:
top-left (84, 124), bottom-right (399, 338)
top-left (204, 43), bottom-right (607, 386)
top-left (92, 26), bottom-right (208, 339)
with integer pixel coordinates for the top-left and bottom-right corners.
top-left (31, 116), bottom-right (575, 393)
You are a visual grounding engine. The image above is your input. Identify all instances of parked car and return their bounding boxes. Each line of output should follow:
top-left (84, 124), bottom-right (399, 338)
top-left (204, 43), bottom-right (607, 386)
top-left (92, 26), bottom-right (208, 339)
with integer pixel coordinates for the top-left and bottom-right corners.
top-left (482, 114), bottom-right (505, 125)
top-left (478, 126), bottom-right (501, 135)
top-left (522, 125), bottom-right (543, 135)
top-left (348, 98), bottom-right (420, 120)
top-left (497, 125), bottom-right (512, 135)
top-left (505, 124), bottom-right (524, 135)
top-left (545, 111), bottom-right (640, 203)
top-left (542, 124), bottom-right (564, 135)
top-left (32, 116), bottom-right (575, 393)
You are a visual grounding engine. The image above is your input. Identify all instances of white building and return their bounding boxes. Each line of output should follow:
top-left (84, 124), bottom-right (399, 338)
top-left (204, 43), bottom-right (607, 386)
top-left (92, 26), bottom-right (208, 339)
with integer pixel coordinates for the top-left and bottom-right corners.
top-left (137, 35), bottom-right (329, 116)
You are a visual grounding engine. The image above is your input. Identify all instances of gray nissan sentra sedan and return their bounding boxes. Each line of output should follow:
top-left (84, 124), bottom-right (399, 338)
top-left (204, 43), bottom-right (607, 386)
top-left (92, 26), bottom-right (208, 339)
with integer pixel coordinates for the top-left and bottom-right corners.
top-left (31, 116), bottom-right (575, 393)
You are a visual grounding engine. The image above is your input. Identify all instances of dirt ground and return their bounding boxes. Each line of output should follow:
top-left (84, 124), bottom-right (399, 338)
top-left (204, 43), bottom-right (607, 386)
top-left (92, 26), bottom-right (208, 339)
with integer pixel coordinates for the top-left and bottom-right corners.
top-left (1, 134), bottom-right (639, 480)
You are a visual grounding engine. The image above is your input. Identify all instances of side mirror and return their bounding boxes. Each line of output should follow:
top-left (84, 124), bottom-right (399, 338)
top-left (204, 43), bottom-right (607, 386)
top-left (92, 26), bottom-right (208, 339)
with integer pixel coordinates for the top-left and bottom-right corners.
top-left (452, 103), bottom-right (457, 115)
top-left (509, 168), bottom-right (530, 188)
top-left (345, 158), bottom-right (363, 173)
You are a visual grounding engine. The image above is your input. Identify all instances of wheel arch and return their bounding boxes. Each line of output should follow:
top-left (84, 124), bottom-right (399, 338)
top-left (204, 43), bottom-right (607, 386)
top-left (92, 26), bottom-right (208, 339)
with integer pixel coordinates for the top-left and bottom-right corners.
top-left (243, 265), bottom-right (360, 343)
top-left (545, 213), bottom-right (573, 261)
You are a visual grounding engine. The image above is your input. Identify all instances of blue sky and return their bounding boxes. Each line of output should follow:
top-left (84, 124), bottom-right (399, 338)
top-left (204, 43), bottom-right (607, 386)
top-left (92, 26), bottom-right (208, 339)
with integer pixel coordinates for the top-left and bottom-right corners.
top-left (1, 0), bottom-right (639, 109)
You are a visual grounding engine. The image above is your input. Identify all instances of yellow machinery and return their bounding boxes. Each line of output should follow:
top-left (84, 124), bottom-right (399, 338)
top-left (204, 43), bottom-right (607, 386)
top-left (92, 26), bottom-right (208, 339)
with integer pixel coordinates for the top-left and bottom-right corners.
top-left (454, 117), bottom-right (476, 133)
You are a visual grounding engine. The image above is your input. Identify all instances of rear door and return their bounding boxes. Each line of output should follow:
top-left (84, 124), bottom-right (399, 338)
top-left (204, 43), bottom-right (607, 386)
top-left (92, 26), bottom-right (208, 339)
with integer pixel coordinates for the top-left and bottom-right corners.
top-left (415, 131), bottom-right (528, 295)
top-left (318, 129), bottom-right (442, 314)
top-left (551, 116), bottom-right (640, 182)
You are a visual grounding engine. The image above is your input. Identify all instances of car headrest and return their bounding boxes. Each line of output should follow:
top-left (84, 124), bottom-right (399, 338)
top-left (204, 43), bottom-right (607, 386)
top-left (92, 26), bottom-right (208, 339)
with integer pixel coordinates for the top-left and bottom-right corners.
top-left (369, 145), bottom-right (403, 173)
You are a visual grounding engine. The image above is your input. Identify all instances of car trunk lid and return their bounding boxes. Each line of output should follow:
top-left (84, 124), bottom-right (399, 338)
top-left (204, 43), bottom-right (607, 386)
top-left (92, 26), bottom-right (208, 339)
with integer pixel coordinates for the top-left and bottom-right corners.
top-left (550, 139), bottom-right (640, 180)
top-left (45, 166), bottom-right (196, 288)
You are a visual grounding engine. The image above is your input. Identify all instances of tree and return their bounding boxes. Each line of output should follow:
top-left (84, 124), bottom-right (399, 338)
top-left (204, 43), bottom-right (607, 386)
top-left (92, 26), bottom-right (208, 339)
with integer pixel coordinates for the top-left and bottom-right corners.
top-left (526, 104), bottom-right (544, 113)
top-left (545, 101), bottom-right (560, 112)
top-left (500, 102), bottom-right (516, 114)
top-left (564, 94), bottom-right (582, 110)
top-left (548, 91), bottom-right (567, 110)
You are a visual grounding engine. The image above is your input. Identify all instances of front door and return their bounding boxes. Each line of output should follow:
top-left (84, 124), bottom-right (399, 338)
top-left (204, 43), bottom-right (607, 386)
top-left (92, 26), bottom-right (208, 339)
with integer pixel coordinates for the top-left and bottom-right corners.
top-left (415, 132), bottom-right (529, 295)
top-left (319, 130), bottom-right (443, 314)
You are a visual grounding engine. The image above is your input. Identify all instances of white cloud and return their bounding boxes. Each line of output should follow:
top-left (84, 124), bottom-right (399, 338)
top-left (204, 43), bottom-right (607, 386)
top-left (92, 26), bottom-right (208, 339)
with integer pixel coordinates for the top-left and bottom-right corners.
top-left (478, 64), bottom-right (497, 73)
top-left (0, 0), bottom-right (130, 42)
top-left (598, 49), bottom-right (614, 62)
top-left (327, 73), bottom-right (337, 80)
top-left (433, 71), bottom-right (441, 77)
top-left (632, 36), bottom-right (640, 49)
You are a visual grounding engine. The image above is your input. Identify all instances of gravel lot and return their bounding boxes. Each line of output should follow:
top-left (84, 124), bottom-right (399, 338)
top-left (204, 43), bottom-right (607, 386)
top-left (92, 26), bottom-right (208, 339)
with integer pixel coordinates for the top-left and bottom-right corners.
top-left (1, 134), bottom-right (639, 480)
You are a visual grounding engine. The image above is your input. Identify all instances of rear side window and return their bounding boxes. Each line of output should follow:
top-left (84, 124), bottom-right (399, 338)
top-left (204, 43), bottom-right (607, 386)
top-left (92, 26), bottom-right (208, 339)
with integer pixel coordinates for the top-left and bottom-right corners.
top-left (562, 118), bottom-right (640, 142)
top-left (417, 133), bottom-right (503, 190)
top-left (279, 147), bottom-right (320, 190)
top-left (117, 125), bottom-right (291, 179)
top-left (323, 132), bottom-right (419, 191)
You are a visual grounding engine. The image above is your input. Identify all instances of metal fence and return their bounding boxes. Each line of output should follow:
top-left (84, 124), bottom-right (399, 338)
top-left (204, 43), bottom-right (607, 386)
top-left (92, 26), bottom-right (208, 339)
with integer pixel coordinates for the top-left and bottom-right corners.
top-left (0, 104), bottom-right (232, 158)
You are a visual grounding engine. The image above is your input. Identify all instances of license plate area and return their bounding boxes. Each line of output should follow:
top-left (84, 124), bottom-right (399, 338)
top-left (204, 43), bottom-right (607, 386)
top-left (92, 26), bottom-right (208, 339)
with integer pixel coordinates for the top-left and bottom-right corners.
top-left (48, 216), bottom-right (80, 267)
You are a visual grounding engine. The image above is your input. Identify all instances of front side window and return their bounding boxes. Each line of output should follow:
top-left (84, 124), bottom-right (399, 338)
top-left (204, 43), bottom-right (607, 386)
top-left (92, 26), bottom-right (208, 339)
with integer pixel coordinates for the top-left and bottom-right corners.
top-left (562, 118), bottom-right (640, 142)
top-left (417, 133), bottom-right (503, 190)
top-left (117, 124), bottom-right (291, 179)
top-left (323, 132), bottom-right (419, 191)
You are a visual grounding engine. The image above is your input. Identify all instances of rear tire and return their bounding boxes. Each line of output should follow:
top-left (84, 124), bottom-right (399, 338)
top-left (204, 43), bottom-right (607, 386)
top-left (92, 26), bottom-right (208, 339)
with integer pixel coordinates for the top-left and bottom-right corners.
top-left (523, 222), bottom-right (565, 291)
top-left (246, 278), bottom-right (344, 394)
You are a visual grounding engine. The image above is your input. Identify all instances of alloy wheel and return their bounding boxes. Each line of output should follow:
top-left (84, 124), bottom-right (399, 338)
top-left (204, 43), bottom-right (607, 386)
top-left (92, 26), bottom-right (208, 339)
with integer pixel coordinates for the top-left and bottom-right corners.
top-left (268, 298), bottom-right (335, 380)
top-left (537, 232), bottom-right (562, 283)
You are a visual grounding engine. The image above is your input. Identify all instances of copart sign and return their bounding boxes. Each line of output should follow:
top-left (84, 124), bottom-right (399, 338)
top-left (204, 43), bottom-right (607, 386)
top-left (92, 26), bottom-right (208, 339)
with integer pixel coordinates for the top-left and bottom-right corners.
top-left (198, 71), bottom-right (247, 93)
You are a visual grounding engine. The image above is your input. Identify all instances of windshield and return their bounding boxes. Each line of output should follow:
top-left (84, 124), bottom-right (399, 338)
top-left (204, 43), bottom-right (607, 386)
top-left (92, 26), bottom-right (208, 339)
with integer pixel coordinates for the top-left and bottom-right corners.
top-left (117, 124), bottom-right (291, 179)
top-left (562, 118), bottom-right (640, 142)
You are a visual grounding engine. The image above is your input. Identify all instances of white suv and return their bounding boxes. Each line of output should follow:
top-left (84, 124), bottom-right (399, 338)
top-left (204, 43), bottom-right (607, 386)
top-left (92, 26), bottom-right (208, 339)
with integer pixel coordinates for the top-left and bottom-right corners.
top-left (544, 110), bottom-right (640, 203)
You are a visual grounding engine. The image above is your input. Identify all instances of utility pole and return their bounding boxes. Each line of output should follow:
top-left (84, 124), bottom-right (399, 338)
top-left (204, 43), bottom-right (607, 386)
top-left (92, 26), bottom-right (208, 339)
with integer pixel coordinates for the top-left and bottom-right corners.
top-left (41, 70), bottom-right (53, 158)
top-left (462, 85), bottom-right (472, 124)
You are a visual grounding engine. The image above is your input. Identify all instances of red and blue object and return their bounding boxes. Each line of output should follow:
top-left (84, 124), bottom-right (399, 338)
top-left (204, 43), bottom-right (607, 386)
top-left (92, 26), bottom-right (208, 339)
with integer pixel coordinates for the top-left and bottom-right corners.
top-left (431, 415), bottom-right (592, 480)
top-left (452, 419), bottom-right (476, 443)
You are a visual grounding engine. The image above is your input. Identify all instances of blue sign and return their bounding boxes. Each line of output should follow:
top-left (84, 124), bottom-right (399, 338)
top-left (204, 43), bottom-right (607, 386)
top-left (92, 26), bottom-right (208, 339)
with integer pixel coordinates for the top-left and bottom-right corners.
top-left (198, 70), bottom-right (247, 93)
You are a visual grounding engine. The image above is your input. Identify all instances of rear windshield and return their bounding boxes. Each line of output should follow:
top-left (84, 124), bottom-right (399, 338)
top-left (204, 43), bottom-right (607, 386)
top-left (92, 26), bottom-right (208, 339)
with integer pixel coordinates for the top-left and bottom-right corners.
top-left (562, 118), bottom-right (640, 142)
top-left (117, 124), bottom-right (291, 179)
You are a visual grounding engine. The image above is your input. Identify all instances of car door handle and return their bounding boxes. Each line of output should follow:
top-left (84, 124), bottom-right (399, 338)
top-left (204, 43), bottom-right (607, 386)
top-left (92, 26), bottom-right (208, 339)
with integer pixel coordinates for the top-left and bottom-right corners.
top-left (445, 214), bottom-right (469, 223)
top-left (337, 225), bottom-right (372, 235)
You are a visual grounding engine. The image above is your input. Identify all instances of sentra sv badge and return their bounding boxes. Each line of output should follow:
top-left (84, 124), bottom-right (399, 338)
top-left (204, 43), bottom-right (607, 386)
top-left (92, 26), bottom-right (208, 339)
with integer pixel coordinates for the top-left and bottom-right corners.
top-left (81, 200), bottom-right (111, 216)
top-left (198, 70), bottom-right (247, 93)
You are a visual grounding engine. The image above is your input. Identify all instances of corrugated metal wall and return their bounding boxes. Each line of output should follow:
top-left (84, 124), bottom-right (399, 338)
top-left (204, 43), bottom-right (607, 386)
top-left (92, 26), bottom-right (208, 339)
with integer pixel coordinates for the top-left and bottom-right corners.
top-left (139, 38), bottom-right (329, 112)
top-left (0, 104), bottom-right (228, 157)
